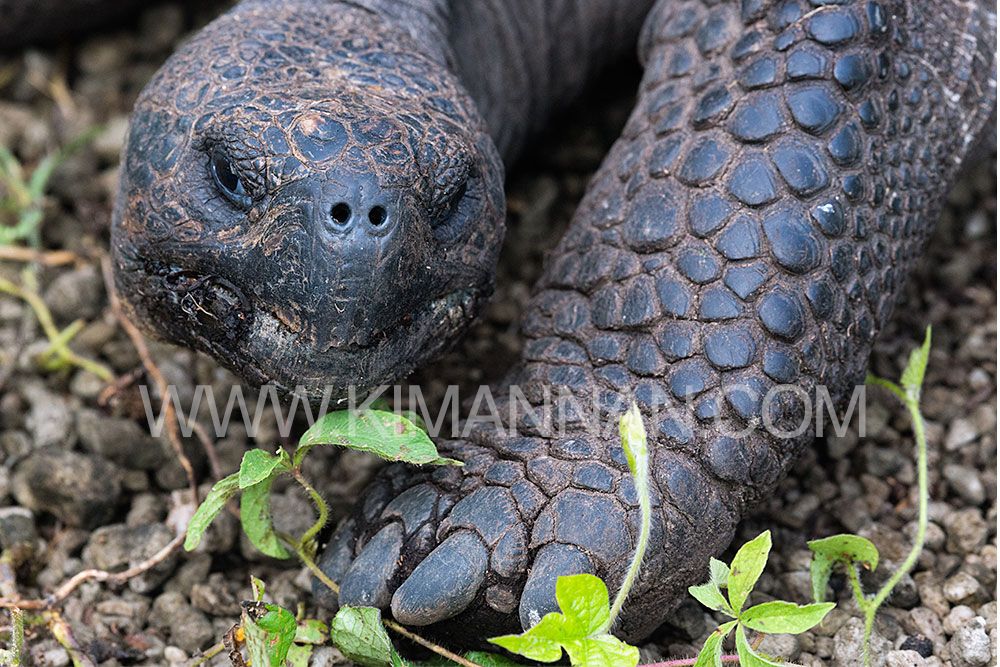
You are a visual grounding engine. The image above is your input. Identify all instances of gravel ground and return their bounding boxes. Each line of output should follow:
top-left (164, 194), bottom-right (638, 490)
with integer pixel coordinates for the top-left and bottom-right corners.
top-left (0, 4), bottom-right (995, 666)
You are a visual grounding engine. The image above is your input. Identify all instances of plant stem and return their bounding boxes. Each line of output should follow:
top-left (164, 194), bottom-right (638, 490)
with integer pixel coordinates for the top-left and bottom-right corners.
top-left (607, 405), bottom-right (652, 630)
top-left (188, 641), bottom-right (225, 666)
top-left (861, 395), bottom-right (927, 667)
top-left (0, 274), bottom-right (114, 381)
top-left (846, 564), bottom-right (868, 611)
top-left (9, 607), bottom-right (24, 666)
top-left (295, 542), bottom-right (339, 596)
top-left (608, 473), bottom-right (650, 628)
top-left (292, 469), bottom-right (329, 550)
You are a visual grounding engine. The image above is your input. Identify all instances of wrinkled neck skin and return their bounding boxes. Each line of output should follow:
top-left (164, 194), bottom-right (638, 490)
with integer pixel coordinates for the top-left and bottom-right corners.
top-left (343, 0), bottom-right (656, 161)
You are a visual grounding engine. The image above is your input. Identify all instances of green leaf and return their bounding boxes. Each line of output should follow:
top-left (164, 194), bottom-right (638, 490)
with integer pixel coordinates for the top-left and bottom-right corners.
top-left (330, 606), bottom-right (402, 667)
top-left (240, 476), bottom-right (291, 559)
top-left (250, 575), bottom-right (266, 601)
top-left (562, 634), bottom-right (639, 667)
top-left (807, 534), bottom-right (879, 602)
top-left (692, 621), bottom-right (737, 667)
top-left (243, 603), bottom-right (297, 667)
top-left (297, 409), bottom-right (462, 467)
top-left (238, 449), bottom-right (289, 489)
top-left (735, 625), bottom-right (784, 667)
top-left (554, 574), bottom-right (611, 636)
top-left (294, 619), bottom-right (329, 644)
top-left (490, 614), bottom-right (566, 663)
top-left (618, 403), bottom-right (647, 478)
top-left (727, 530), bottom-right (771, 614)
top-left (900, 326), bottom-right (932, 401)
top-left (286, 643), bottom-right (314, 667)
top-left (808, 556), bottom-right (834, 604)
top-left (709, 558), bottom-right (730, 588)
top-left (689, 582), bottom-right (734, 616)
top-left (741, 601), bottom-right (836, 635)
top-left (490, 574), bottom-right (639, 666)
top-left (183, 472), bottom-right (239, 551)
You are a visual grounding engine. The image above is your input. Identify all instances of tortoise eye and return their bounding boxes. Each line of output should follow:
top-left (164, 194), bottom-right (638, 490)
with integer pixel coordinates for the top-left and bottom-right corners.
top-left (210, 153), bottom-right (250, 208)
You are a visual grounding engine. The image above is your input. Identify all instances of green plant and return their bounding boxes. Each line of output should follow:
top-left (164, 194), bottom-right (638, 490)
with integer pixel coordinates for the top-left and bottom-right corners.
top-left (234, 577), bottom-right (328, 667)
top-left (487, 404), bottom-right (651, 667)
top-left (187, 407), bottom-right (489, 667)
top-left (0, 129), bottom-right (98, 246)
top-left (686, 531), bottom-right (835, 667)
top-left (808, 327), bottom-right (933, 666)
top-left (184, 408), bottom-right (461, 561)
top-left (185, 326), bottom-right (933, 667)
top-left (0, 269), bottom-right (114, 381)
top-left (0, 607), bottom-right (24, 666)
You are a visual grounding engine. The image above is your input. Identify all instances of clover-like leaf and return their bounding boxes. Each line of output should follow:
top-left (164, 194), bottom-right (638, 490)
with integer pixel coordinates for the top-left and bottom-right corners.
top-left (807, 534), bottom-right (879, 602)
top-left (238, 448), bottom-right (290, 489)
top-left (727, 530), bottom-right (771, 614)
top-left (183, 472), bottom-right (239, 551)
top-left (330, 606), bottom-right (402, 667)
top-left (241, 475), bottom-right (290, 559)
top-left (735, 625), bottom-right (784, 667)
top-left (489, 574), bottom-right (639, 666)
top-left (297, 409), bottom-right (461, 468)
top-left (741, 601), bottom-right (836, 635)
top-left (900, 326), bottom-right (931, 402)
top-left (692, 620), bottom-right (737, 667)
top-left (243, 602), bottom-right (297, 667)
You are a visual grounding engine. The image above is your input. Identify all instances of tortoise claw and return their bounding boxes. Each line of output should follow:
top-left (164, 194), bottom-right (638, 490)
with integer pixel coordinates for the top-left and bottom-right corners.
top-left (339, 523), bottom-right (405, 609)
top-left (390, 530), bottom-right (488, 626)
top-left (518, 543), bottom-right (594, 630)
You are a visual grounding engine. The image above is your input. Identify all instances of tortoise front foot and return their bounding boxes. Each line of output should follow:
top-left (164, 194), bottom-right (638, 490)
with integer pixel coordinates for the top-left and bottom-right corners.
top-left (315, 433), bottom-right (736, 641)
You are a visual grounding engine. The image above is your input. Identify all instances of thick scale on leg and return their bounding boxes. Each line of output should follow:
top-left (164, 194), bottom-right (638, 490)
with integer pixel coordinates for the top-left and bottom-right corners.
top-left (320, 0), bottom-right (996, 643)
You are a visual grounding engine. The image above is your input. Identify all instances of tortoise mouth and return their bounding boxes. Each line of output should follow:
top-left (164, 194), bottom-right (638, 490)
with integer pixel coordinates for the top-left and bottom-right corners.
top-left (147, 262), bottom-right (482, 394)
top-left (242, 285), bottom-right (483, 397)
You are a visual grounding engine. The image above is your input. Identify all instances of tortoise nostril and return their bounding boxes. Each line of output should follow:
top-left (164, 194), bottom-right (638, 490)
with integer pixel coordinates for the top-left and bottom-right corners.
top-left (330, 202), bottom-right (352, 225)
top-left (368, 205), bottom-right (388, 226)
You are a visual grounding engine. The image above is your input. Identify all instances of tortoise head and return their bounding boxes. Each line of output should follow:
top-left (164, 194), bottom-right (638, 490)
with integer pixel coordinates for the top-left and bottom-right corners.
top-left (111, 1), bottom-right (504, 399)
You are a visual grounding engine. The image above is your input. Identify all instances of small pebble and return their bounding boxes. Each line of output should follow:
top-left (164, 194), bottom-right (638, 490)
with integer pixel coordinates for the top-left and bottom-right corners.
top-left (944, 418), bottom-right (979, 450)
top-left (944, 509), bottom-right (988, 554)
top-left (885, 649), bottom-right (926, 667)
top-left (943, 572), bottom-right (984, 605)
top-left (0, 506), bottom-right (36, 549)
top-left (900, 635), bottom-right (934, 658)
top-left (947, 617), bottom-right (992, 667)
top-left (944, 606), bottom-right (977, 635)
top-left (11, 448), bottom-right (121, 528)
top-left (942, 464), bottom-right (986, 505)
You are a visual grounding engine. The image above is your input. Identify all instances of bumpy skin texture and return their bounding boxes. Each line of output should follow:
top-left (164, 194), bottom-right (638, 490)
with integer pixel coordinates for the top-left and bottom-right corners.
top-left (318, 0), bottom-right (996, 644)
top-left (111, 1), bottom-right (505, 398)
